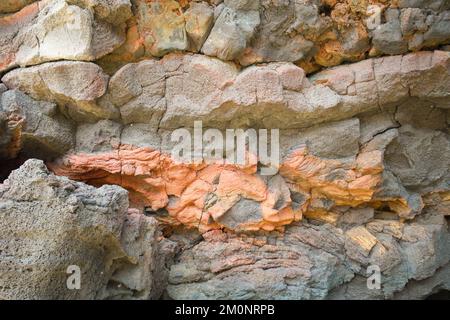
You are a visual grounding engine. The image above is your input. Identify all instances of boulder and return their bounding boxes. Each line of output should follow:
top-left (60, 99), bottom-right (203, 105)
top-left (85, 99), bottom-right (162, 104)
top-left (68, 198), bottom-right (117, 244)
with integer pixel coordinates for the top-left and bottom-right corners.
top-left (0, 159), bottom-right (176, 299)
top-left (0, 0), bottom-right (126, 72)
top-left (201, 3), bottom-right (260, 60)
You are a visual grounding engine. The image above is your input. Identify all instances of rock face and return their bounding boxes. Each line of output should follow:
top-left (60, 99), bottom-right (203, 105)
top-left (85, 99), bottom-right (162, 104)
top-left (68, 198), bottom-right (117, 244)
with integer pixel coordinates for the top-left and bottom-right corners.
top-left (95, 0), bottom-right (450, 74)
top-left (0, 0), bottom-right (449, 301)
top-left (2, 61), bottom-right (117, 122)
top-left (0, 0), bottom-right (127, 72)
top-left (0, 159), bottom-right (175, 299)
top-left (0, 89), bottom-right (74, 159)
top-left (167, 212), bottom-right (450, 299)
top-left (0, 0), bottom-right (36, 14)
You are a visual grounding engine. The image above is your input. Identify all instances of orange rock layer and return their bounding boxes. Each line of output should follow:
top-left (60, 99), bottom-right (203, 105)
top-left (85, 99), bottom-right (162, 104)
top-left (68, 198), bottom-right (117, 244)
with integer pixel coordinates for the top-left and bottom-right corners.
top-left (50, 144), bottom-right (415, 232)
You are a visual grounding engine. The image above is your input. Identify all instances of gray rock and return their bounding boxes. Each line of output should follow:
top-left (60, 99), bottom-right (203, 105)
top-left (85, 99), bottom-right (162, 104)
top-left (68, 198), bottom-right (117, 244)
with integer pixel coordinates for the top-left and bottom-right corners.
top-left (96, 51), bottom-right (450, 132)
top-left (168, 207), bottom-right (450, 300)
top-left (397, 0), bottom-right (449, 10)
top-left (400, 8), bottom-right (428, 36)
top-left (0, 159), bottom-right (128, 299)
top-left (106, 59), bottom-right (166, 126)
top-left (238, 0), bottom-right (318, 64)
top-left (385, 125), bottom-right (450, 192)
top-left (372, 21), bottom-right (408, 55)
top-left (216, 198), bottom-right (263, 231)
top-left (339, 207), bottom-right (375, 227)
top-left (423, 11), bottom-right (450, 47)
top-left (1, 61), bottom-right (118, 122)
top-left (281, 118), bottom-right (361, 159)
top-left (67, 0), bottom-right (132, 24)
top-left (100, 212), bottom-right (177, 300)
top-left (185, 2), bottom-right (215, 52)
top-left (0, 0), bottom-right (126, 72)
top-left (0, 84), bottom-right (7, 95)
top-left (201, 6), bottom-right (260, 60)
top-left (0, 159), bottom-right (177, 299)
top-left (0, 90), bottom-right (74, 159)
top-left (121, 124), bottom-right (161, 150)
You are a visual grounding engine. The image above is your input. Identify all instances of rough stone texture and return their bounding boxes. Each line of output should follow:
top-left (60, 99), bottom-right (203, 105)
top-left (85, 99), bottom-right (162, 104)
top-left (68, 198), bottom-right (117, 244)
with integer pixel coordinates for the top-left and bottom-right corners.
top-left (0, 0), bottom-right (126, 73)
top-left (167, 209), bottom-right (450, 299)
top-left (0, 159), bottom-right (175, 299)
top-left (67, 0), bottom-right (132, 24)
top-left (1, 61), bottom-right (118, 122)
top-left (91, 0), bottom-right (450, 74)
top-left (201, 2), bottom-right (260, 60)
top-left (0, 0), bottom-right (449, 301)
top-left (0, 0), bottom-right (36, 14)
top-left (0, 89), bottom-right (74, 160)
top-left (94, 50), bottom-right (450, 130)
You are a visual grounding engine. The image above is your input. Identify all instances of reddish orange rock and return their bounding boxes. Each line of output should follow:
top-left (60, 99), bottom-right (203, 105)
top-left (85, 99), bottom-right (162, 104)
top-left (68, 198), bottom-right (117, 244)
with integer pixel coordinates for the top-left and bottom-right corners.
top-left (50, 143), bottom-right (421, 232)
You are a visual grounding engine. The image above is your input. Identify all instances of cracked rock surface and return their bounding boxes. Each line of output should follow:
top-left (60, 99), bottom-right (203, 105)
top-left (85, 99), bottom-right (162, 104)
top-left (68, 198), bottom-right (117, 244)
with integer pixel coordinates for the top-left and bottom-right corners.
top-left (0, 0), bottom-right (449, 300)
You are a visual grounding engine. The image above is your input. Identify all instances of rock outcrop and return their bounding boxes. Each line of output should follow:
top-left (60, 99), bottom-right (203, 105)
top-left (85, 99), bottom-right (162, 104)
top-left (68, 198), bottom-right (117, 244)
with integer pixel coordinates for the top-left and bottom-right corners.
top-left (0, 0), bottom-right (127, 73)
top-left (0, 159), bottom-right (175, 299)
top-left (0, 0), bottom-right (449, 301)
top-left (96, 0), bottom-right (450, 74)
top-left (167, 210), bottom-right (450, 299)
top-left (0, 88), bottom-right (74, 159)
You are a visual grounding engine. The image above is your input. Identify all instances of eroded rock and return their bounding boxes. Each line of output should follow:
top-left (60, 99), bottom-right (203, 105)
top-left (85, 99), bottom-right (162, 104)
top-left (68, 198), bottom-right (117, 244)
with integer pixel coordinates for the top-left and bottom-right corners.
top-left (0, 89), bottom-right (74, 159)
top-left (0, 159), bottom-right (176, 299)
top-left (2, 61), bottom-right (118, 122)
top-left (167, 210), bottom-right (450, 299)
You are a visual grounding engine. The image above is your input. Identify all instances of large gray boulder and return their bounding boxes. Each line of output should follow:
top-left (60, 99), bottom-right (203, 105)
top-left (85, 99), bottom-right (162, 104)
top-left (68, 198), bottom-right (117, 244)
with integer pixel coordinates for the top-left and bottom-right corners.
top-left (0, 90), bottom-right (74, 159)
top-left (0, 159), bottom-right (176, 299)
top-left (167, 208), bottom-right (450, 299)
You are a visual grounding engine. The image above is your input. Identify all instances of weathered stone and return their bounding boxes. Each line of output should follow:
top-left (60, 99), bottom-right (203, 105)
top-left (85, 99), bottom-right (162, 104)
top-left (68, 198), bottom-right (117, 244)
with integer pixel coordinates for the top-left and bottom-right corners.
top-left (106, 58), bottom-right (166, 126)
top-left (0, 159), bottom-right (177, 299)
top-left (96, 51), bottom-right (450, 130)
top-left (136, 0), bottom-right (188, 57)
top-left (75, 119), bottom-right (121, 153)
top-left (185, 2), bottom-right (215, 52)
top-left (238, 0), bottom-right (317, 65)
top-left (1, 0), bottom-right (450, 302)
top-left (1, 61), bottom-right (118, 122)
top-left (201, 5), bottom-right (260, 60)
top-left (372, 21), bottom-right (408, 55)
top-left (67, 0), bottom-right (132, 24)
top-left (385, 125), bottom-right (450, 192)
top-left (423, 11), bottom-right (450, 47)
top-left (281, 118), bottom-right (360, 159)
top-left (0, 84), bottom-right (7, 95)
top-left (100, 211), bottom-right (177, 299)
top-left (167, 209), bottom-right (450, 299)
top-left (0, 0), bottom-right (126, 72)
top-left (339, 207), bottom-right (375, 227)
top-left (345, 226), bottom-right (378, 264)
top-left (0, 90), bottom-right (74, 159)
